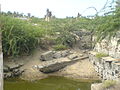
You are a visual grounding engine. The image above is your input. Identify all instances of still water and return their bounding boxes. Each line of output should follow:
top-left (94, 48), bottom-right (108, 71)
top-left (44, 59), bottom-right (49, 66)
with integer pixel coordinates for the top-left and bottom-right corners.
top-left (4, 76), bottom-right (99, 90)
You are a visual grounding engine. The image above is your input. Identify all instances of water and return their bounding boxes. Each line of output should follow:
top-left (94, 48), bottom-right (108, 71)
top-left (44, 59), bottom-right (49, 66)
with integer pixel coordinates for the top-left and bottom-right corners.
top-left (4, 76), bottom-right (99, 90)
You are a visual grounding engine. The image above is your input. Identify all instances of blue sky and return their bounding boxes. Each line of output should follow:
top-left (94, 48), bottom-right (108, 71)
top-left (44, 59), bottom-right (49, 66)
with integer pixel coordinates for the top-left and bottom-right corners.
top-left (0, 0), bottom-right (115, 18)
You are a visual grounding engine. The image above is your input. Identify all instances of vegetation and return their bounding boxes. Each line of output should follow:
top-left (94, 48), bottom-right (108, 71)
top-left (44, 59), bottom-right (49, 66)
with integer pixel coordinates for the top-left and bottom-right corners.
top-left (103, 80), bottom-right (117, 88)
top-left (95, 52), bottom-right (108, 59)
top-left (53, 44), bottom-right (68, 51)
top-left (1, 0), bottom-right (120, 57)
top-left (1, 16), bottom-right (46, 56)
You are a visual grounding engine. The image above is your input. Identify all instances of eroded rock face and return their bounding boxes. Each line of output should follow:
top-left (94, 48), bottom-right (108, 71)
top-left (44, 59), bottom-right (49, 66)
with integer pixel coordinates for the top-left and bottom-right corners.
top-left (94, 35), bottom-right (120, 59)
top-left (73, 30), bottom-right (92, 50)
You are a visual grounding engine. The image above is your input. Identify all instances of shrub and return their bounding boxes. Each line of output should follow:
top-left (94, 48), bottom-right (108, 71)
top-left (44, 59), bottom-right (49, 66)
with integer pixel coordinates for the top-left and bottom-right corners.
top-left (53, 44), bottom-right (68, 51)
top-left (103, 80), bottom-right (117, 88)
top-left (1, 15), bottom-right (45, 56)
top-left (95, 52), bottom-right (108, 58)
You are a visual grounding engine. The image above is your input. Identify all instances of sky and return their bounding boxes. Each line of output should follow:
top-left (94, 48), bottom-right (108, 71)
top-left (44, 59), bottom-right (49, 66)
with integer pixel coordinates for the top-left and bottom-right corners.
top-left (0, 0), bottom-right (115, 18)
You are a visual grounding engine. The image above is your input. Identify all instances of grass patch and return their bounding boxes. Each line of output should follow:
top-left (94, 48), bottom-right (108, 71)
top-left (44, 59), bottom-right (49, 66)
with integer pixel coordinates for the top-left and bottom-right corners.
top-left (53, 44), bottom-right (68, 51)
top-left (103, 80), bottom-right (117, 88)
top-left (95, 52), bottom-right (108, 59)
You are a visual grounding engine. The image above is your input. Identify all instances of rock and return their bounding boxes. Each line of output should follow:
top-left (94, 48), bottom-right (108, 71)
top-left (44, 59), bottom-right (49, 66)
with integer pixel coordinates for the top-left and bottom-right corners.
top-left (13, 69), bottom-right (19, 73)
top-left (3, 65), bottom-right (9, 72)
top-left (61, 50), bottom-right (70, 57)
top-left (40, 50), bottom-right (71, 61)
top-left (68, 54), bottom-right (78, 60)
top-left (4, 63), bottom-right (24, 79)
top-left (40, 62), bottom-right (68, 73)
top-left (6, 64), bottom-right (21, 71)
top-left (14, 70), bottom-right (24, 77)
top-left (91, 83), bottom-right (103, 90)
top-left (73, 30), bottom-right (92, 50)
top-left (53, 51), bottom-right (62, 59)
top-left (38, 56), bottom-right (88, 73)
top-left (40, 51), bottom-right (54, 61)
top-left (4, 72), bottom-right (12, 79)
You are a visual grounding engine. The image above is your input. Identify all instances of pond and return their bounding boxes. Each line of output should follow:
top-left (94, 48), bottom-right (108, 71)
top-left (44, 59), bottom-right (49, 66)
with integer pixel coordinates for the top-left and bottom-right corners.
top-left (4, 76), bottom-right (100, 90)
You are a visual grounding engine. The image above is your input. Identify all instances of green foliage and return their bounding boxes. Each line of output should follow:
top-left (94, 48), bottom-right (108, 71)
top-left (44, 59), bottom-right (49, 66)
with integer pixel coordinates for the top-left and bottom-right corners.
top-left (1, 0), bottom-right (120, 57)
top-left (96, 52), bottom-right (108, 58)
top-left (92, 0), bottom-right (120, 41)
top-left (1, 16), bottom-right (45, 56)
top-left (53, 44), bottom-right (68, 51)
top-left (103, 80), bottom-right (117, 88)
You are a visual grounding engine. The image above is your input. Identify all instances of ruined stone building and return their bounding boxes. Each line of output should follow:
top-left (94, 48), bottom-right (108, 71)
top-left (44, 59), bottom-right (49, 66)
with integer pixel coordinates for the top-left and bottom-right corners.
top-left (45, 9), bottom-right (52, 21)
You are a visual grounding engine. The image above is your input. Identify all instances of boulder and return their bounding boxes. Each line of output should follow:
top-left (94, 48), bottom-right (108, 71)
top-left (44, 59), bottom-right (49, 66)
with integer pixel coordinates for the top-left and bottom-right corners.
top-left (3, 63), bottom-right (24, 79)
top-left (40, 51), bottom-right (54, 61)
top-left (61, 50), bottom-right (70, 57)
top-left (68, 54), bottom-right (78, 60)
top-left (3, 65), bottom-right (9, 72)
top-left (4, 72), bottom-right (12, 79)
top-left (5, 63), bottom-right (23, 71)
top-left (53, 51), bottom-right (62, 59)
top-left (38, 56), bottom-right (88, 73)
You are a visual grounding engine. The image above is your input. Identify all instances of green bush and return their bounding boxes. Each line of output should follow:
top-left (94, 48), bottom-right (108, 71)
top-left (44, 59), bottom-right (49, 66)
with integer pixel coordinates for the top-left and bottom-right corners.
top-left (103, 80), bottom-right (117, 88)
top-left (53, 44), bottom-right (68, 51)
top-left (95, 52), bottom-right (108, 58)
top-left (1, 16), bottom-right (45, 56)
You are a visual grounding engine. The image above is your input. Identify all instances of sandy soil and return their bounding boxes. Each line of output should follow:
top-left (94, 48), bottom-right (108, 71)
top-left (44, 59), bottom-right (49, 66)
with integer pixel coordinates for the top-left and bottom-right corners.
top-left (4, 48), bottom-right (100, 81)
top-left (50, 59), bottom-right (100, 80)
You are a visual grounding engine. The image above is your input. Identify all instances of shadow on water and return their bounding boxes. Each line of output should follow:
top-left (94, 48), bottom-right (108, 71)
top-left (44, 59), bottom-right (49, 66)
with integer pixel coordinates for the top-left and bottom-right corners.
top-left (4, 76), bottom-right (101, 90)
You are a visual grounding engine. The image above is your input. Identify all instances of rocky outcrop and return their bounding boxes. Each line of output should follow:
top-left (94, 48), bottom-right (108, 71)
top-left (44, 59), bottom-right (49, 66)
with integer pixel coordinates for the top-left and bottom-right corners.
top-left (37, 50), bottom-right (88, 73)
top-left (73, 30), bottom-right (92, 50)
top-left (4, 63), bottom-right (24, 79)
top-left (93, 34), bottom-right (120, 59)
top-left (40, 50), bottom-right (71, 61)
top-left (39, 56), bottom-right (88, 73)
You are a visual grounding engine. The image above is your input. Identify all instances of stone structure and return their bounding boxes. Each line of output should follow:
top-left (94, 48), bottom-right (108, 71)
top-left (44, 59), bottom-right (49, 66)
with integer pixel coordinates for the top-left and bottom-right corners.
top-left (88, 33), bottom-right (120, 81)
top-left (44, 9), bottom-right (52, 22)
top-left (94, 33), bottom-right (120, 59)
top-left (89, 51), bottom-right (120, 81)
top-left (0, 32), bottom-right (3, 90)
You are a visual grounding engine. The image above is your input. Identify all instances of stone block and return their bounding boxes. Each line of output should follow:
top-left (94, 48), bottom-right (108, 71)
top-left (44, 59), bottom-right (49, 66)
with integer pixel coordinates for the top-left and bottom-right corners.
top-left (40, 51), bottom-right (54, 61)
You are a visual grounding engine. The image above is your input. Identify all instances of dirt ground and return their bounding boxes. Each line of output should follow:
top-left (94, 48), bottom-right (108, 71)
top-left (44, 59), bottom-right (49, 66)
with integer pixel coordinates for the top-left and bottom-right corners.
top-left (4, 48), bottom-right (100, 81)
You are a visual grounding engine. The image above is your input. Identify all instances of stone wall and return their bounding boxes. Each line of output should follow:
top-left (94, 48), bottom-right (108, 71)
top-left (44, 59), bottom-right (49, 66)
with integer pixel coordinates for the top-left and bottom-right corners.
top-left (88, 34), bottom-right (120, 81)
top-left (0, 32), bottom-right (3, 90)
top-left (89, 51), bottom-right (120, 81)
top-left (94, 33), bottom-right (120, 59)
